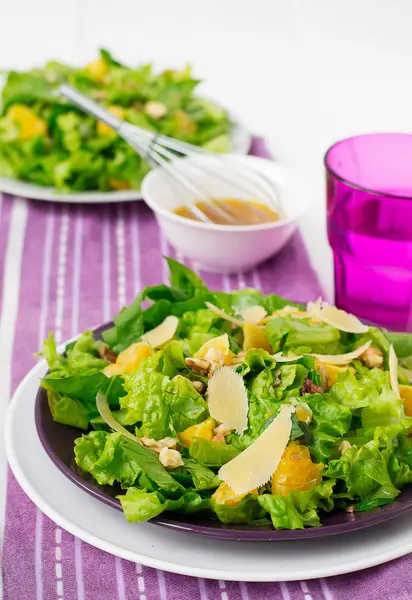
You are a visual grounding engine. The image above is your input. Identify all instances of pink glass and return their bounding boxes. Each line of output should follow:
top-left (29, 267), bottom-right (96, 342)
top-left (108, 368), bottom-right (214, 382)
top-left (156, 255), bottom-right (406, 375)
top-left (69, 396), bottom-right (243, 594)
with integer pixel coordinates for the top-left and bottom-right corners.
top-left (325, 133), bottom-right (412, 332)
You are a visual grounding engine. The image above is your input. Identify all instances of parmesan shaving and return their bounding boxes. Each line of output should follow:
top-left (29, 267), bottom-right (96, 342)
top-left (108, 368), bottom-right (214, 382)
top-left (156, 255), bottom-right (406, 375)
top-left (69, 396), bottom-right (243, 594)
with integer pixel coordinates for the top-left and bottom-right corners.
top-left (307, 299), bottom-right (368, 334)
top-left (205, 302), bottom-right (243, 327)
top-left (195, 333), bottom-right (230, 361)
top-left (309, 340), bottom-right (372, 365)
top-left (208, 366), bottom-right (249, 434)
top-left (239, 305), bottom-right (267, 324)
top-left (96, 391), bottom-right (142, 445)
top-left (389, 344), bottom-right (400, 397)
top-left (141, 315), bottom-right (179, 348)
top-left (272, 352), bottom-right (303, 362)
top-left (272, 341), bottom-right (372, 365)
top-left (219, 404), bottom-right (294, 494)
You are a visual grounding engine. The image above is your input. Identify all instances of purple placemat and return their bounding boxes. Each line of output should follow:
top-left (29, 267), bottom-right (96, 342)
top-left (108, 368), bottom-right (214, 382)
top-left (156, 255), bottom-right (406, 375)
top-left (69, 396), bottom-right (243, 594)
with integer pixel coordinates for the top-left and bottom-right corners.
top-left (2, 139), bottom-right (411, 600)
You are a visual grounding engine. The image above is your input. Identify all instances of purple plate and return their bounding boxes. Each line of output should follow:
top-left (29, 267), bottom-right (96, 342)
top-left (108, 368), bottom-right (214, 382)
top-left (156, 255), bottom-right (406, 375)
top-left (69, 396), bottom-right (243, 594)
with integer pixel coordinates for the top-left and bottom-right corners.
top-left (35, 322), bottom-right (412, 541)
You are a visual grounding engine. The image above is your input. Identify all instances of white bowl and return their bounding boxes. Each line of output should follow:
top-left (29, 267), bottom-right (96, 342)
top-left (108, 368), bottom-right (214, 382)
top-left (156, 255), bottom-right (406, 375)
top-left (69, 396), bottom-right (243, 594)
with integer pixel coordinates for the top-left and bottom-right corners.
top-left (141, 155), bottom-right (308, 274)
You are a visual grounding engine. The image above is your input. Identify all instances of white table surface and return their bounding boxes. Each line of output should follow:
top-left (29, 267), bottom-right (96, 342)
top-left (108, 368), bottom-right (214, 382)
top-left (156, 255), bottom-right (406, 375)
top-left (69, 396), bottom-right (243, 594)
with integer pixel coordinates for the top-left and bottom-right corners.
top-left (1, 0), bottom-right (412, 594)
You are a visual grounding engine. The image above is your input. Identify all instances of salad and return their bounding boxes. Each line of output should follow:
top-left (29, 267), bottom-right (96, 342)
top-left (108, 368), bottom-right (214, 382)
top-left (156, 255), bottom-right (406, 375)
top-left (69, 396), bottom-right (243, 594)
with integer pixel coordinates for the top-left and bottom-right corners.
top-left (0, 50), bottom-right (231, 193)
top-left (40, 259), bottom-right (412, 529)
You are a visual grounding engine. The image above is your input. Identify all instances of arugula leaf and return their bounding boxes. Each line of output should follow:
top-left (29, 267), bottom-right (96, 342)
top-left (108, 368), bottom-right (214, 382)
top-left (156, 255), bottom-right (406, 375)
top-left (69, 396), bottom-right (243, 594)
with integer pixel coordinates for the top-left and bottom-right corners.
top-left (102, 294), bottom-right (144, 354)
top-left (44, 372), bottom-right (124, 419)
top-left (183, 459), bottom-right (220, 490)
top-left (166, 257), bottom-right (209, 299)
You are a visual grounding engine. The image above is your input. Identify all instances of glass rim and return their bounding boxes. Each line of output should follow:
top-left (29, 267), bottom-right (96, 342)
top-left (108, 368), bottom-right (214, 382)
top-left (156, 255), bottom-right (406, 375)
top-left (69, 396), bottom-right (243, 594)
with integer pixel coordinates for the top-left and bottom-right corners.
top-left (324, 132), bottom-right (412, 200)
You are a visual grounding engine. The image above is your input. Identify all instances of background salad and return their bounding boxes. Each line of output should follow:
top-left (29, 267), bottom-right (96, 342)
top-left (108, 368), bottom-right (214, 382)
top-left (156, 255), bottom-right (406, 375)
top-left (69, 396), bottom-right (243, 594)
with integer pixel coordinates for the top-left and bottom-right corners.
top-left (0, 50), bottom-right (231, 192)
top-left (40, 259), bottom-right (412, 529)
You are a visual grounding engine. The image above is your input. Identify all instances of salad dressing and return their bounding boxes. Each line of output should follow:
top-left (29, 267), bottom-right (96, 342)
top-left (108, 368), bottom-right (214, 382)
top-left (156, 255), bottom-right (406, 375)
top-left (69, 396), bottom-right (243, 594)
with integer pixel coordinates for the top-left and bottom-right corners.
top-left (174, 197), bottom-right (279, 225)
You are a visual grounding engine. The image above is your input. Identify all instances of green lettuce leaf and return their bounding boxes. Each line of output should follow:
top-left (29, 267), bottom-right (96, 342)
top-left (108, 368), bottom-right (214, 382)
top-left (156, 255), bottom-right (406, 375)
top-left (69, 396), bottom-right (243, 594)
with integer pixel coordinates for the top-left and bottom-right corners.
top-left (304, 392), bottom-right (352, 461)
top-left (265, 317), bottom-right (341, 353)
top-left (262, 294), bottom-right (304, 313)
top-left (46, 388), bottom-right (89, 430)
top-left (236, 348), bottom-right (276, 378)
top-left (118, 487), bottom-right (184, 523)
top-left (257, 479), bottom-right (335, 529)
top-left (183, 459), bottom-right (220, 490)
top-left (189, 438), bottom-right (240, 466)
top-left (120, 354), bottom-right (159, 425)
top-left (331, 368), bottom-right (411, 442)
top-left (74, 430), bottom-right (142, 487)
top-left (41, 331), bottom-right (107, 378)
top-left (164, 375), bottom-right (207, 432)
top-left (212, 494), bottom-right (266, 524)
top-left (140, 372), bottom-right (170, 439)
top-left (325, 440), bottom-right (399, 502)
top-left (74, 431), bottom-right (184, 494)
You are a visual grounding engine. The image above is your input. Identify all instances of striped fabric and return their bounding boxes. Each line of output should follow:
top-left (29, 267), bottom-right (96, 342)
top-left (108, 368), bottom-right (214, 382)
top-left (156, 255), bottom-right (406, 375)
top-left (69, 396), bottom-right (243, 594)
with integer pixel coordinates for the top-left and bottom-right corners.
top-left (1, 140), bottom-right (411, 600)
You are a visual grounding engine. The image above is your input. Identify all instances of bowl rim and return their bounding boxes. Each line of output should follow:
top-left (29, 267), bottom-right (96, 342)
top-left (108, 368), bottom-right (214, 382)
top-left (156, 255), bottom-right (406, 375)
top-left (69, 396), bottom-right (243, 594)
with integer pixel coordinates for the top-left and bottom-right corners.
top-left (141, 155), bottom-right (308, 233)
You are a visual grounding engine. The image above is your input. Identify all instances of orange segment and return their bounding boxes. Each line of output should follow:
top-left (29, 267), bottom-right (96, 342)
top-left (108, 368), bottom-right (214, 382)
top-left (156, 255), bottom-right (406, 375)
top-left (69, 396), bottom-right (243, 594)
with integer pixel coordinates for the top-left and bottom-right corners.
top-left (97, 105), bottom-right (125, 136)
top-left (85, 58), bottom-right (109, 82)
top-left (271, 441), bottom-right (323, 496)
top-left (103, 342), bottom-right (151, 377)
top-left (212, 481), bottom-right (257, 507)
top-left (315, 361), bottom-right (355, 388)
top-left (400, 385), bottom-right (412, 416)
top-left (7, 105), bottom-right (47, 139)
top-left (109, 178), bottom-right (131, 190)
top-left (177, 418), bottom-right (216, 447)
top-left (243, 322), bottom-right (272, 352)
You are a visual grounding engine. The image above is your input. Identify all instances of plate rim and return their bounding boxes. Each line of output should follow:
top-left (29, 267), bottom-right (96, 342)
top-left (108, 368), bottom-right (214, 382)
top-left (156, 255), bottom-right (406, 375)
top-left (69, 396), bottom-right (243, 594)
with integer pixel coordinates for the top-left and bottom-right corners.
top-left (6, 359), bottom-right (412, 581)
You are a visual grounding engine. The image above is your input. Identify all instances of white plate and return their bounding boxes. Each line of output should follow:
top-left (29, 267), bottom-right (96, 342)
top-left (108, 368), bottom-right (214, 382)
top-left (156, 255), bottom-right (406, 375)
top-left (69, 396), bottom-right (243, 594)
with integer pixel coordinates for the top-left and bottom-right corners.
top-left (5, 359), bottom-right (412, 582)
top-left (0, 119), bottom-right (251, 204)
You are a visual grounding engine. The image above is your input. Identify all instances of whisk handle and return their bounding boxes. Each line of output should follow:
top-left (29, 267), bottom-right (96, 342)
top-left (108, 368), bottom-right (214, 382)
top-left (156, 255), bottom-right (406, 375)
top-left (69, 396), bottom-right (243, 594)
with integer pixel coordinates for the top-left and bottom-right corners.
top-left (59, 84), bottom-right (122, 132)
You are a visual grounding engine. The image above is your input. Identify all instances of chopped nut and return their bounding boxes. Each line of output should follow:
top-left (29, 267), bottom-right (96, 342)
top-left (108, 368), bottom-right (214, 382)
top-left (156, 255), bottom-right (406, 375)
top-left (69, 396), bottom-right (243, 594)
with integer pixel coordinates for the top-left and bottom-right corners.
top-left (159, 437), bottom-right (178, 450)
top-left (99, 344), bottom-right (117, 363)
top-left (360, 346), bottom-right (384, 369)
top-left (185, 357), bottom-right (210, 375)
top-left (213, 424), bottom-right (233, 437)
top-left (144, 101), bottom-right (168, 119)
top-left (141, 437), bottom-right (162, 453)
top-left (185, 356), bottom-right (220, 377)
top-left (339, 440), bottom-right (352, 455)
top-left (159, 447), bottom-right (184, 468)
top-left (301, 378), bottom-right (326, 395)
top-left (191, 380), bottom-right (205, 393)
top-left (212, 433), bottom-right (226, 443)
top-left (205, 348), bottom-right (226, 365)
top-left (90, 90), bottom-right (107, 101)
top-left (141, 436), bottom-right (178, 453)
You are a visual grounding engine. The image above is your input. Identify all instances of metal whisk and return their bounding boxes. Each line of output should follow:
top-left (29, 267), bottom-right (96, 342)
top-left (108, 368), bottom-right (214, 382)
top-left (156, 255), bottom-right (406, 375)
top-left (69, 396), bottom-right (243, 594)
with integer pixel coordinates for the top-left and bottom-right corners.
top-left (60, 84), bottom-right (280, 224)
